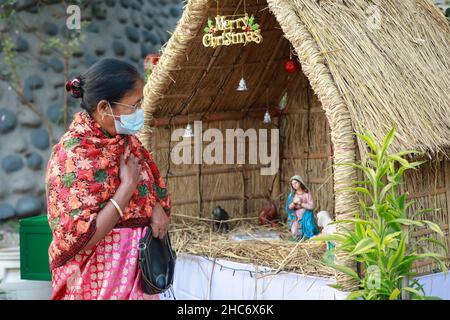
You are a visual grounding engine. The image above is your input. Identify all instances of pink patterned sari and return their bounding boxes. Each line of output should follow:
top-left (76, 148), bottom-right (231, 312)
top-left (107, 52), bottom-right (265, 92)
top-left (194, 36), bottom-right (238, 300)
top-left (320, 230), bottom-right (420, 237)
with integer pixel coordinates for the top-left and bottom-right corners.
top-left (51, 226), bottom-right (159, 300)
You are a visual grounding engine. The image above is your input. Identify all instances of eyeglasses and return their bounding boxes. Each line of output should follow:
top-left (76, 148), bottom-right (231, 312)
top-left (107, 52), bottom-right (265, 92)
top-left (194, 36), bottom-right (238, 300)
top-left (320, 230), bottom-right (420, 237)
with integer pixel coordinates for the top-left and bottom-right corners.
top-left (111, 98), bottom-right (143, 112)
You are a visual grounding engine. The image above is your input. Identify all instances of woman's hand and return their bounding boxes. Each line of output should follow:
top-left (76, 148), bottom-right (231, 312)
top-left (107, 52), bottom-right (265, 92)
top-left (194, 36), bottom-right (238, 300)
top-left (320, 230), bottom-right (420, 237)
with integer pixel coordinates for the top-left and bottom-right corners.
top-left (119, 154), bottom-right (140, 196)
top-left (288, 202), bottom-right (295, 210)
top-left (150, 202), bottom-right (170, 240)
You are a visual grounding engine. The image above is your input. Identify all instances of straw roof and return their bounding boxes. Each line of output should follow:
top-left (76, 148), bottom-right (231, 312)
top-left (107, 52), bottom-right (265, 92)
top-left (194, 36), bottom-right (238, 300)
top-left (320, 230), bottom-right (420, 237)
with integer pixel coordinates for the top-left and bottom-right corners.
top-left (142, 0), bottom-right (450, 158)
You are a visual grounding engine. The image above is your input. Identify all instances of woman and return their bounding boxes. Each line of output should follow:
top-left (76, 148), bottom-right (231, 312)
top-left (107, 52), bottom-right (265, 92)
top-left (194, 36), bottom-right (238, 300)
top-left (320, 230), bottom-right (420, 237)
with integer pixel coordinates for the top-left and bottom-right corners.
top-left (45, 58), bottom-right (171, 300)
top-left (285, 175), bottom-right (318, 240)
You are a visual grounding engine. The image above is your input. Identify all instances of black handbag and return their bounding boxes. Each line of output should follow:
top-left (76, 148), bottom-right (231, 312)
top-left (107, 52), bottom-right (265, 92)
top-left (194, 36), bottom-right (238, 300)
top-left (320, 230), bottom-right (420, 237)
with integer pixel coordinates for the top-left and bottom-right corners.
top-left (138, 227), bottom-right (176, 297)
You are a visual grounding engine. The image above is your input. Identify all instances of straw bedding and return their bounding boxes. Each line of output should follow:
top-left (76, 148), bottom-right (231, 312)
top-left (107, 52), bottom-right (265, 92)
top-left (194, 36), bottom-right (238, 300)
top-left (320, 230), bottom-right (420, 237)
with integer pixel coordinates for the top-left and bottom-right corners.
top-left (169, 214), bottom-right (336, 277)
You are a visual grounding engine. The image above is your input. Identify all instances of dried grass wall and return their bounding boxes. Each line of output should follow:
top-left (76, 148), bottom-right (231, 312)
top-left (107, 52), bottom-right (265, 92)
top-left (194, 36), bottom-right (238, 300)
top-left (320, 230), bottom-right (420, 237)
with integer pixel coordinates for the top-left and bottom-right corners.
top-left (149, 69), bottom-right (334, 221)
top-left (402, 157), bottom-right (450, 274)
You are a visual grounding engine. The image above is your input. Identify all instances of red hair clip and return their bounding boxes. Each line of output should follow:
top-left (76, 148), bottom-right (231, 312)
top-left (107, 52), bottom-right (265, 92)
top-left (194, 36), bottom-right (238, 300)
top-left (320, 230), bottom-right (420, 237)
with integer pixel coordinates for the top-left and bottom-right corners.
top-left (65, 77), bottom-right (83, 98)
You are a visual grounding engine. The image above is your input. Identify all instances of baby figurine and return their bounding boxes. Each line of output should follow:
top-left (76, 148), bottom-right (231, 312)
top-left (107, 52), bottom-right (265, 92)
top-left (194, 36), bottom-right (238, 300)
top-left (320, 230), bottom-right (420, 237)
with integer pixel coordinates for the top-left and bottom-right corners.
top-left (316, 211), bottom-right (336, 260)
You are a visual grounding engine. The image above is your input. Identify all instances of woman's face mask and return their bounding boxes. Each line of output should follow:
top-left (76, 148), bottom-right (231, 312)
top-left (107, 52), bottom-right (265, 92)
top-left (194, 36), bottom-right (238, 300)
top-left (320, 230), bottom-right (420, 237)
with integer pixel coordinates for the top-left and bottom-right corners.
top-left (106, 101), bottom-right (144, 135)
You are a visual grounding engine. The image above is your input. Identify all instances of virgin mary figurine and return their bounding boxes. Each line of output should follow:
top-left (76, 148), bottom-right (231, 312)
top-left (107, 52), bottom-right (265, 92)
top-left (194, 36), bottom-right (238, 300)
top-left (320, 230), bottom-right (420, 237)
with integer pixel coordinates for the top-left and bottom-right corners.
top-left (285, 175), bottom-right (319, 240)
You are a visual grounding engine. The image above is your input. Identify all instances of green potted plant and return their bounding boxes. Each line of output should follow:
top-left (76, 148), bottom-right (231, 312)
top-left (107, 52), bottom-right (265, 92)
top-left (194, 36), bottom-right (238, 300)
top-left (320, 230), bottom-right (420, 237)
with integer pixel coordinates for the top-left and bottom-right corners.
top-left (314, 126), bottom-right (448, 300)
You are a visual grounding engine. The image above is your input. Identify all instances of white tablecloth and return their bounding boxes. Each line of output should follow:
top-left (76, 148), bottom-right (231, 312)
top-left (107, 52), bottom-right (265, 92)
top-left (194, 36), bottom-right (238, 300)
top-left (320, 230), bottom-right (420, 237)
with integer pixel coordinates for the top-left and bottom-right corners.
top-left (161, 253), bottom-right (347, 300)
top-left (160, 253), bottom-right (450, 300)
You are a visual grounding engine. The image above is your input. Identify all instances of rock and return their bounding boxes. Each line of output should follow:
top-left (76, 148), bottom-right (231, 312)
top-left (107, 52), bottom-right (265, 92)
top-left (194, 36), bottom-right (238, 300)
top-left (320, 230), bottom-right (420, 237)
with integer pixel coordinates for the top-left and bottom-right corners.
top-left (125, 26), bottom-right (140, 43)
top-left (95, 45), bottom-right (106, 56)
top-left (143, 20), bottom-right (154, 31)
top-left (0, 204), bottom-right (15, 220)
top-left (39, 60), bottom-right (49, 71)
top-left (119, 0), bottom-right (130, 9)
top-left (11, 135), bottom-right (27, 153)
top-left (23, 86), bottom-right (34, 103)
top-left (0, 183), bottom-right (6, 198)
top-left (27, 3), bottom-right (39, 13)
top-left (118, 9), bottom-right (128, 23)
top-left (146, 31), bottom-right (159, 45)
top-left (15, 196), bottom-right (42, 218)
top-left (25, 75), bottom-right (44, 90)
top-left (43, 22), bottom-right (58, 36)
top-left (112, 40), bottom-right (126, 56)
top-left (92, 2), bottom-right (107, 20)
top-left (1, 155), bottom-right (23, 173)
top-left (0, 108), bottom-right (17, 133)
top-left (12, 175), bottom-right (36, 193)
top-left (19, 109), bottom-right (42, 127)
top-left (50, 91), bottom-right (59, 101)
top-left (130, 12), bottom-right (141, 28)
top-left (169, 5), bottom-right (182, 18)
top-left (84, 53), bottom-right (99, 67)
top-left (47, 103), bottom-right (63, 124)
top-left (72, 47), bottom-right (84, 58)
top-left (36, 184), bottom-right (46, 197)
top-left (105, 0), bottom-right (116, 7)
top-left (141, 30), bottom-right (151, 42)
top-left (15, 36), bottom-right (29, 52)
top-left (26, 152), bottom-right (43, 170)
top-left (30, 128), bottom-right (49, 150)
top-left (140, 43), bottom-right (151, 59)
top-left (49, 57), bottom-right (64, 73)
top-left (129, 47), bottom-right (140, 63)
top-left (86, 22), bottom-right (99, 33)
top-left (130, 2), bottom-right (140, 10)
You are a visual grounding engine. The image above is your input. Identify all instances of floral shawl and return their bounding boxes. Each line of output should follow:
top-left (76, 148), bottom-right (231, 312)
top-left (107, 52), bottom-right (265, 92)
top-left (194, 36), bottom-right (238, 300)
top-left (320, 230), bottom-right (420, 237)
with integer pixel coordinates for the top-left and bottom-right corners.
top-left (46, 111), bottom-right (171, 270)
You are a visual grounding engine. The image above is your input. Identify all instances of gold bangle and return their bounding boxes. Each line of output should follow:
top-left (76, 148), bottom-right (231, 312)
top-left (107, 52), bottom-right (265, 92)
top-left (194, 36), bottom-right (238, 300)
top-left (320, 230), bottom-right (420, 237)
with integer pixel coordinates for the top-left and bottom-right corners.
top-left (109, 198), bottom-right (123, 218)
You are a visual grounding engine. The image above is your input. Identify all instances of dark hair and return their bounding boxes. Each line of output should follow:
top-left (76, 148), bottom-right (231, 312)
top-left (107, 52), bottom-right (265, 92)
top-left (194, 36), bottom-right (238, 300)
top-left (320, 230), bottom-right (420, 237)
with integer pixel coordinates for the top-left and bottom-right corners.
top-left (65, 58), bottom-right (141, 115)
top-left (292, 179), bottom-right (309, 193)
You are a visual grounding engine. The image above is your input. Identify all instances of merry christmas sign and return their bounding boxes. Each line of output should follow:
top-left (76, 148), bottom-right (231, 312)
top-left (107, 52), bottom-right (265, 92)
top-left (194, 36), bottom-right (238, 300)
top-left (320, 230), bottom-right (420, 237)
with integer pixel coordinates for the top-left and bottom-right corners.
top-left (203, 14), bottom-right (263, 48)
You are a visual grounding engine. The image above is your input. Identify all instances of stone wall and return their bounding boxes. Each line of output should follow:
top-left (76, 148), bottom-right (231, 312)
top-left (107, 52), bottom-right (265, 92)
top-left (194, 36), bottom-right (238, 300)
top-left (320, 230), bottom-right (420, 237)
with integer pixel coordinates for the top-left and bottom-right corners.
top-left (0, 0), bottom-right (182, 221)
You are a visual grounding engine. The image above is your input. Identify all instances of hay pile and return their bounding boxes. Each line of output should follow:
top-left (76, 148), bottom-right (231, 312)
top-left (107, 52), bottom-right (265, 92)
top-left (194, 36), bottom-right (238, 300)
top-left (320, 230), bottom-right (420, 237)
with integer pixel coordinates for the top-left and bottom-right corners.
top-left (170, 214), bottom-right (336, 278)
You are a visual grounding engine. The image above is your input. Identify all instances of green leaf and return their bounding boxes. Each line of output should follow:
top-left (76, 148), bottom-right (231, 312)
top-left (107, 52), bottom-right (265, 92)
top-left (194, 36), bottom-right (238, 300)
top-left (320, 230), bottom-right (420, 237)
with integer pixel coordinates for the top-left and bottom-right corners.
top-left (204, 26), bottom-right (210, 33)
top-left (346, 290), bottom-right (365, 300)
top-left (423, 296), bottom-right (442, 300)
top-left (388, 154), bottom-right (409, 167)
top-left (49, 217), bottom-right (60, 231)
top-left (381, 126), bottom-right (396, 158)
top-left (350, 237), bottom-right (376, 256)
top-left (389, 288), bottom-right (401, 300)
top-left (94, 169), bottom-right (107, 183)
top-left (325, 262), bottom-right (360, 280)
top-left (138, 184), bottom-right (150, 197)
top-left (422, 220), bottom-right (444, 236)
top-left (356, 132), bottom-right (378, 153)
top-left (312, 234), bottom-right (348, 243)
top-left (388, 218), bottom-right (423, 227)
top-left (341, 187), bottom-right (372, 197)
top-left (62, 172), bottom-right (76, 188)
top-left (388, 235), bottom-right (406, 270)
top-left (411, 208), bottom-right (438, 219)
top-left (207, 17), bottom-right (212, 27)
top-left (413, 237), bottom-right (448, 254)
top-left (69, 208), bottom-right (82, 217)
top-left (402, 287), bottom-right (422, 298)
top-left (63, 138), bottom-right (80, 150)
top-left (379, 182), bottom-right (395, 201)
top-left (383, 231), bottom-right (402, 246)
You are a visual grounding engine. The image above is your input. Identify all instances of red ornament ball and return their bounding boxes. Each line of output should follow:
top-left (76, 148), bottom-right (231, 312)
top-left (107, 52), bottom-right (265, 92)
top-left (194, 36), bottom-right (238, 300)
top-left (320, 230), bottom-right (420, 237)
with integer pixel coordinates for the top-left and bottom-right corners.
top-left (284, 59), bottom-right (299, 73)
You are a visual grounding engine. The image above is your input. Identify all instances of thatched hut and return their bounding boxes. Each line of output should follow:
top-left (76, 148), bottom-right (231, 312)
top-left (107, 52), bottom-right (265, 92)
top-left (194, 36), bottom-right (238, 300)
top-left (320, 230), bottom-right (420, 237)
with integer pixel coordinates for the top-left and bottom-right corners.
top-left (141, 0), bottom-right (450, 288)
